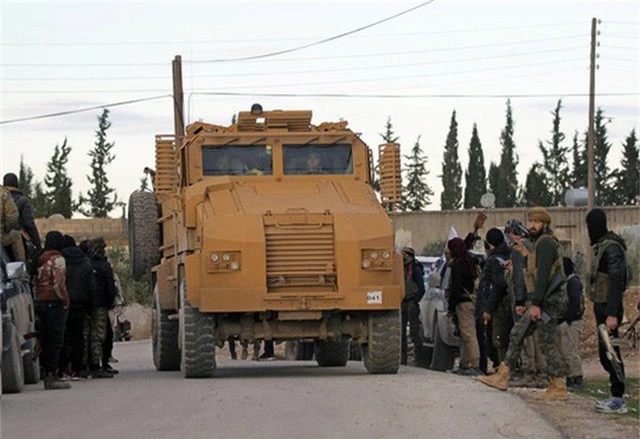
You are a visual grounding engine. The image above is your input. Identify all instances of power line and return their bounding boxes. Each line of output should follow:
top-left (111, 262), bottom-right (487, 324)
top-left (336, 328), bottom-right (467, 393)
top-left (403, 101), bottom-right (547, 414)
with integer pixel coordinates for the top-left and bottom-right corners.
top-left (2, 46), bottom-right (586, 82)
top-left (189, 1), bottom-right (435, 63)
top-left (0, 95), bottom-right (171, 125)
top-left (191, 91), bottom-right (638, 99)
top-left (2, 34), bottom-right (588, 68)
top-left (0, 20), bottom-right (587, 47)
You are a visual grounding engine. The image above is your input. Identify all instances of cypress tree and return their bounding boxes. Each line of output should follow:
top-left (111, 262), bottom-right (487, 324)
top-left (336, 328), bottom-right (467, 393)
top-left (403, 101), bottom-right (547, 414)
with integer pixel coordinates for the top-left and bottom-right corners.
top-left (18, 155), bottom-right (35, 200)
top-left (497, 100), bottom-right (519, 207)
top-left (523, 163), bottom-right (553, 207)
top-left (44, 137), bottom-right (74, 218)
top-left (78, 108), bottom-right (118, 217)
top-left (463, 123), bottom-right (487, 209)
top-left (539, 100), bottom-right (570, 205)
top-left (614, 129), bottom-right (639, 205)
top-left (32, 182), bottom-right (49, 218)
top-left (401, 135), bottom-right (434, 211)
top-left (440, 110), bottom-right (462, 210)
top-left (593, 108), bottom-right (613, 205)
top-left (488, 162), bottom-right (500, 200)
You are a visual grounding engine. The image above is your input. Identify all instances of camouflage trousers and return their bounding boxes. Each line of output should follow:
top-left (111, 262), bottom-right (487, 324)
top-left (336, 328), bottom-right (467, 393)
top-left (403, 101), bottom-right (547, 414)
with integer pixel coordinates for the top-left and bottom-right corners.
top-left (519, 331), bottom-right (546, 376)
top-left (504, 305), bottom-right (565, 378)
top-left (90, 307), bottom-right (109, 368)
top-left (556, 320), bottom-right (583, 378)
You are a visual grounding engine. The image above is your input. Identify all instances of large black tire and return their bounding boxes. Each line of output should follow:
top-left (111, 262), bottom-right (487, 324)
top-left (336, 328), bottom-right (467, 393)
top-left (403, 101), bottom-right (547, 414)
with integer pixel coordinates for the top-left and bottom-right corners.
top-left (128, 190), bottom-right (161, 281)
top-left (2, 325), bottom-right (25, 394)
top-left (152, 288), bottom-right (180, 371)
top-left (301, 342), bottom-right (314, 360)
top-left (363, 310), bottom-right (401, 374)
top-left (180, 281), bottom-right (216, 378)
top-left (314, 340), bottom-right (349, 367)
top-left (23, 337), bottom-right (40, 384)
top-left (429, 323), bottom-right (455, 372)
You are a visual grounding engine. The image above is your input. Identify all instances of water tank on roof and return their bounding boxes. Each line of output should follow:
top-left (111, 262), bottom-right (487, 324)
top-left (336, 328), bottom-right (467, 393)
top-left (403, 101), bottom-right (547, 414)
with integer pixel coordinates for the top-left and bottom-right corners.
top-left (564, 187), bottom-right (588, 207)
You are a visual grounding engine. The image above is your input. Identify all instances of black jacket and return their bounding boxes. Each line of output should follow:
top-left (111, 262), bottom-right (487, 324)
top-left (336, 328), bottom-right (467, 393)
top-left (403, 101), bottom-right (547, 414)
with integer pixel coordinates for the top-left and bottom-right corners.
top-left (565, 274), bottom-right (584, 323)
top-left (447, 259), bottom-right (475, 313)
top-left (6, 187), bottom-right (41, 249)
top-left (478, 242), bottom-right (511, 315)
top-left (594, 231), bottom-right (627, 317)
top-left (404, 259), bottom-right (426, 303)
top-left (90, 255), bottom-right (116, 309)
top-left (63, 246), bottom-right (97, 310)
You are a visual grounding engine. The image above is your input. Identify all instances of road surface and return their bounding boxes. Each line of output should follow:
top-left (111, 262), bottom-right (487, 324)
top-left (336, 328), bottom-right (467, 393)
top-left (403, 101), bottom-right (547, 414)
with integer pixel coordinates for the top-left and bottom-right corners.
top-left (1, 340), bottom-right (561, 439)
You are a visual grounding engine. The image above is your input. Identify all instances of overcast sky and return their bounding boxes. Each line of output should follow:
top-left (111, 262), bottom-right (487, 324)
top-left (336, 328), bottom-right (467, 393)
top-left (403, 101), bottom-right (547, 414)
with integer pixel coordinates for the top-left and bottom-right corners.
top-left (1, 1), bottom-right (638, 214)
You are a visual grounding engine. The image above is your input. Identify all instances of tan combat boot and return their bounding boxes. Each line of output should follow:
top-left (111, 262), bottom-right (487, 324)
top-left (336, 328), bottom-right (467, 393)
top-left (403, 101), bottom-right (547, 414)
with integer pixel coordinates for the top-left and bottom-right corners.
top-left (533, 376), bottom-right (567, 401)
top-left (476, 363), bottom-right (510, 390)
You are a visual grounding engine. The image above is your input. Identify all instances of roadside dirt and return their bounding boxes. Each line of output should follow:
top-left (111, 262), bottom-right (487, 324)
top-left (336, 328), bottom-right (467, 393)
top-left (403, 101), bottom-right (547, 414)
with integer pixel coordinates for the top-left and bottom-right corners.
top-left (516, 286), bottom-right (640, 438)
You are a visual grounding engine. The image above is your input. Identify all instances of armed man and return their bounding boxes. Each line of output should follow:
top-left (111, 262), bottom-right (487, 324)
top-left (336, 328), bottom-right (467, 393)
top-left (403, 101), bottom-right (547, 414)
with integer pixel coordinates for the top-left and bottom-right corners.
top-left (478, 207), bottom-right (568, 400)
top-left (586, 208), bottom-right (629, 414)
top-left (401, 247), bottom-right (425, 366)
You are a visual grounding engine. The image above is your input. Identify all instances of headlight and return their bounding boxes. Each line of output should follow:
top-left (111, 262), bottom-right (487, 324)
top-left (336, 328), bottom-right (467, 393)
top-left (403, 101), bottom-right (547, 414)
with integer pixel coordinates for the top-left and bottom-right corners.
top-left (210, 253), bottom-right (219, 262)
top-left (361, 248), bottom-right (394, 270)
top-left (229, 261), bottom-right (240, 271)
top-left (222, 253), bottom-right (232, 262)
top-left (207, 251), bottom-right (241, 272)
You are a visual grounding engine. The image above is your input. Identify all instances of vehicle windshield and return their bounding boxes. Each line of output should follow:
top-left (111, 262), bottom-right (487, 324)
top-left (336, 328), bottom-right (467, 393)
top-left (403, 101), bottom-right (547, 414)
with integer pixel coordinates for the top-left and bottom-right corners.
top-left (202, 145), bottom-right (273, 176)
top-left (282, 144), bottom-right (352, 175)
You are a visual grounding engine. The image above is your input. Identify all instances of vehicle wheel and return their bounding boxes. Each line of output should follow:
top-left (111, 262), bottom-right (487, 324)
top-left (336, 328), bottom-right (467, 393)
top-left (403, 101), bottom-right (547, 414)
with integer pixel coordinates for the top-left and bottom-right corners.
top-left (363, 310), bottom-right (401, 374)
top-left (180, 280), bottom-right (216, 378)
top-left (430, 323), bottom-right (455, 372)
top-left (2, 325), bottom-right (25, 393)
top-left (128, 190), bottom-right (161, 281)
top-left (152, 287), bottom-right (180, 371)
top-left (314, 340), bottom-right (349, 367)
top-left (22, 337), bottom-right (40, 384)
top-left (349, 341), bottom-right (362, 361)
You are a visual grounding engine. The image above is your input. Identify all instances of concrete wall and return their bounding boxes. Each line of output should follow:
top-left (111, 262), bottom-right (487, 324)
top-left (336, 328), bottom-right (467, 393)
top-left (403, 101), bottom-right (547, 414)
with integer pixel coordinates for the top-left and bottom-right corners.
top-left (35, 216), bottom-right (128, 246)
top-left (392, 206), bottom-right (640, 256)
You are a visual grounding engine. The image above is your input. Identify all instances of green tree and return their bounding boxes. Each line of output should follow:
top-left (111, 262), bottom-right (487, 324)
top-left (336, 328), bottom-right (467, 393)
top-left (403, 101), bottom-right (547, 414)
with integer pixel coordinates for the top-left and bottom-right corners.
top-left (612, 129), bottom-right (639, 205)
top-left (78, 109), bottom-right (118, 217)
top-left (440, 110), bottom-right (462, 210)
top-left (32, 182), bottom-right (50, 218)
top-left (401, 135), bottom-right (433, 211)
top-left (43, 137), bottom-right (74, 218)
top-left (374, 116), bottom-right (399, 192)
top-left (496, 100), bottom-right (519, 207)
top-left (463, 123), bottom-right (487, 209)
top-left (593, 108), bottom-right (614, 205)
top-left (18, 155), bottom-right (35, 200)
top-left (488, 162), bottom-right (500, 202)
top-left (539, 100), bottom-right (570, 205)
top-left (571, 131), bottom-right (587, 188)
top-left (523, 163), bottom-right (552, 207)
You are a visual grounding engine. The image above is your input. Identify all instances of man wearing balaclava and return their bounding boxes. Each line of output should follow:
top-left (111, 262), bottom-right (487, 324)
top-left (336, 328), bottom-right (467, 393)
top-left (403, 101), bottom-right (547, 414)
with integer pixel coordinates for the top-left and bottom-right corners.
top-left (478, 207), bottom-right (567, 401)
top-left (586, 208), bottom-right (629, 414)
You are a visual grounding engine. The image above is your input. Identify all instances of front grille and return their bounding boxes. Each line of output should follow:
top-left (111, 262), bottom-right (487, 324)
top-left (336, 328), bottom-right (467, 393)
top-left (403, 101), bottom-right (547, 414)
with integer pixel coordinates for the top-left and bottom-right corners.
top-left (264, 213), bottom-right (336, 292)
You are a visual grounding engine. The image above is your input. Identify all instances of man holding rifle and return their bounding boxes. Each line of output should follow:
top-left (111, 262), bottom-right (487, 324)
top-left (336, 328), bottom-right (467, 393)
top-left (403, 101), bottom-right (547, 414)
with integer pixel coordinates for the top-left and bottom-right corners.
top-left (477, 207), bottom-right (568, 400)
top-left (586, 208), bottom-right (628, 414)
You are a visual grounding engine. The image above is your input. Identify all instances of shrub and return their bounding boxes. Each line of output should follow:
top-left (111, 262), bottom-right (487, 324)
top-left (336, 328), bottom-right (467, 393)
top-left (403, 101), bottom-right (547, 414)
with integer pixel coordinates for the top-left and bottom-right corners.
top-left (106, 246), bottom-right (151, 306)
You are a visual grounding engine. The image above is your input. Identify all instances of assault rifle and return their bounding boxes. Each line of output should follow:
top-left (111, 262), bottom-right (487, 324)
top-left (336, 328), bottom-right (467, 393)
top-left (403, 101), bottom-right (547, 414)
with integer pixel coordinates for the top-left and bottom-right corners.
top-left (597, 324), bottom-right (625, 383)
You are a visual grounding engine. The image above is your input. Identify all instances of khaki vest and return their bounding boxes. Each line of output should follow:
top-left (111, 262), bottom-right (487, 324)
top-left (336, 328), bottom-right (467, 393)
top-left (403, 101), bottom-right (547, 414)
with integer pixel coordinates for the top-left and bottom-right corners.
top-left (524, 234), bottom-right (561, 295)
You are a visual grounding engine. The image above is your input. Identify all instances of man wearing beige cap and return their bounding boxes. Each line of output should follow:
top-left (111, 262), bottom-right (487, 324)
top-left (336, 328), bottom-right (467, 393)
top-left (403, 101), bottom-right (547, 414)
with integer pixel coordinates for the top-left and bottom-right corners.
top-left (478, 206), bottom-right (568, 400)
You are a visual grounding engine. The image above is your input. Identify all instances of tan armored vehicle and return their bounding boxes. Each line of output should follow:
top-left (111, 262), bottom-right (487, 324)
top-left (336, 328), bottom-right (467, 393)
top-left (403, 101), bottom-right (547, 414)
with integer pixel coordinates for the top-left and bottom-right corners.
top-left (128, 105), bottom-right (403, 378)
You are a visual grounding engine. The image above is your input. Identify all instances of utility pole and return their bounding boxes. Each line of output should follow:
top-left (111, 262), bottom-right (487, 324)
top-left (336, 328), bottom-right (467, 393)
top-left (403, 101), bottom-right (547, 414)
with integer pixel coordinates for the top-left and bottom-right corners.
top-left (172, 55), bottom-right (185, 141)
top-left (587, 18), bottom-right (597, 209)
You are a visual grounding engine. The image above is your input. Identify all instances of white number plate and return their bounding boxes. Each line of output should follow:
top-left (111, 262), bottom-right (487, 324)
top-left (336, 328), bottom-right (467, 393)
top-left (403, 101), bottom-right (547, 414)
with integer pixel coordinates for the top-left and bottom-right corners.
top-left (367, 291), bottom-right (382, 304)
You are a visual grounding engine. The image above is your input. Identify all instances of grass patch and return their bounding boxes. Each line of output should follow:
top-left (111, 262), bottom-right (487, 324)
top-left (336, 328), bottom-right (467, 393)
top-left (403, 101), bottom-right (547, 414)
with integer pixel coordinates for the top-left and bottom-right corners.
top-left (574, 377), bottom-right (640, 418)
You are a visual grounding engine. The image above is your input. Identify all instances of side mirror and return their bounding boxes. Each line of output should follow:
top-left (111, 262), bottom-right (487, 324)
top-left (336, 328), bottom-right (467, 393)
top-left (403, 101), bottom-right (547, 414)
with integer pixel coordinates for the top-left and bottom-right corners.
top-left (428, 273), bottom-right (441, 288)
top-left (6, 261), bottom-right (27, 281)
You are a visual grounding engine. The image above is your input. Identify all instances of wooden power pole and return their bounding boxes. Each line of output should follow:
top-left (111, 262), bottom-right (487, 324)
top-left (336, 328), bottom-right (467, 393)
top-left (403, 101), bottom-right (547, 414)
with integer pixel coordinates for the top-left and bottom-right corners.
top-left (587, 18), bottom-right (597, 210)
top-left (172, 55), bottom-right (185, 141)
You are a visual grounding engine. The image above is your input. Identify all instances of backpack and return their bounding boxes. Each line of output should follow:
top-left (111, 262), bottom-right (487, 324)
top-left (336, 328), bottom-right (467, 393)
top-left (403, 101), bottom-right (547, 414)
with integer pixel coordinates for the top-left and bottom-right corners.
top-left (565, 273), bottom-right (585, 321)
top-left (594, 239), bottom-right (633, 293)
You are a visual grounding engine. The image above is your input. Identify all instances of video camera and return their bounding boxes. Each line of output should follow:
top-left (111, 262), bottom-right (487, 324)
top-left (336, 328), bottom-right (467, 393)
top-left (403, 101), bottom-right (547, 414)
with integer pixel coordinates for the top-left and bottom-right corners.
top-left (504, 219), bottom-right (530, 242)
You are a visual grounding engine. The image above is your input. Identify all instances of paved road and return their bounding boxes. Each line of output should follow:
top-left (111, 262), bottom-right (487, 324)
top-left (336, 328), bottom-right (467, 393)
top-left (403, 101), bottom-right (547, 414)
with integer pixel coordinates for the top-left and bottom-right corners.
top-left (1, 340), bottom-right (561, 439)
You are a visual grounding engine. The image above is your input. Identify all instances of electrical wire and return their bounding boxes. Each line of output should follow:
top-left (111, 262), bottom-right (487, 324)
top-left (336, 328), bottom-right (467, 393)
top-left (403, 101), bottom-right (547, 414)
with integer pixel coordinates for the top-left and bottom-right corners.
top-left (189, 1), bottom-right (435, 63)
top-left (0, 95), bottom-right (171, 125)
top-left (191, 91), bottom-right (638, 99)
top-left (2, 46), bottom-right (586, 82)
